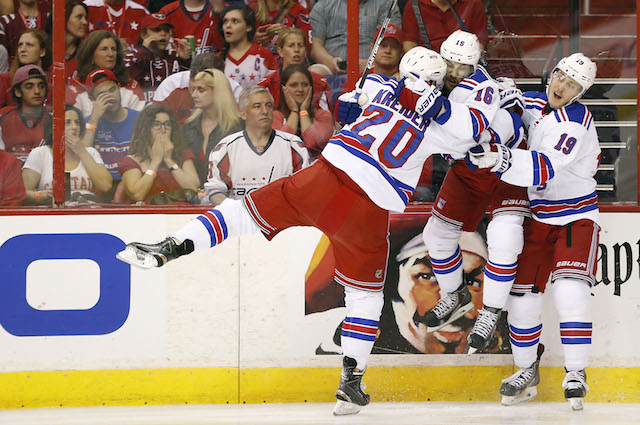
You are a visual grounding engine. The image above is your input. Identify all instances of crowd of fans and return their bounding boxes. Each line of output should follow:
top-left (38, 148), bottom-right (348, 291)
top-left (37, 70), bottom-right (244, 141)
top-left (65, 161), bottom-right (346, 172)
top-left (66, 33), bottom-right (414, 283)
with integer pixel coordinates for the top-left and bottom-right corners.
top-left (0, 0), bottom-right (494, 206)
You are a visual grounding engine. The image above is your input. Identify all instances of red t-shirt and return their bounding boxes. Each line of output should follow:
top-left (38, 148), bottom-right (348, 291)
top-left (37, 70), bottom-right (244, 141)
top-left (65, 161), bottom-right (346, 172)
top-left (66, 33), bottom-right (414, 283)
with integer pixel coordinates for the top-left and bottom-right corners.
top-left (0, 106), bottom-right (46, 164)
top-left (0, 148), bottom-right (26, 206)
top-left (402, 0), bottom-right (488, 52)
top-left (84, 0), bottom-right (149, 49)
top-left (159, 0), bottom-right (223, 54)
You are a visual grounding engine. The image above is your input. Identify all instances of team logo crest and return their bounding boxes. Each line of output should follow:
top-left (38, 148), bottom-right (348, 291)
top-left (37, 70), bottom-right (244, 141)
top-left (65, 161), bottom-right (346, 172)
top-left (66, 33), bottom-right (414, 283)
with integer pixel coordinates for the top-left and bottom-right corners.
top-left (437, 198), bottom-right (446, 210)
top-left (375, 269), bottom-right (383, 279)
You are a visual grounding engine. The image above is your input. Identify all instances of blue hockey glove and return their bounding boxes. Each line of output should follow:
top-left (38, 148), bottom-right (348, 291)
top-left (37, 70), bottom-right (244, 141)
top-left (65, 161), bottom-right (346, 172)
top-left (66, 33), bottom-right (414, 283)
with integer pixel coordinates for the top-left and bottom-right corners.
top-left (337, 92), bottom-right (365, 124)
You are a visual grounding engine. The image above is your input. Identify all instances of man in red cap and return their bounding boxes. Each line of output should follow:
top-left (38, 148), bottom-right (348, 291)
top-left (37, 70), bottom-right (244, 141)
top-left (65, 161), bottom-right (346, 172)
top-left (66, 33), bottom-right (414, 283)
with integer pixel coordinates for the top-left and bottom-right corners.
top-left (125, 12), bottom-right (192, 102)
top-left (0, 64), bottom-right (47, 163)
top-left (84, 67), bottom-right (140, 200)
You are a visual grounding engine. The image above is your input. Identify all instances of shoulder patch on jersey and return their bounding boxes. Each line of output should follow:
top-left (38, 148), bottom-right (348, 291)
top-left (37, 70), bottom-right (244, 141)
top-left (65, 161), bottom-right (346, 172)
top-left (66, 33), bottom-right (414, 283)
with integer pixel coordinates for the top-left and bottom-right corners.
top-left (466, 66), bottom-right (490, 85)
top-left (554, 102), bottom-right (593, 129)
top-left (523, 91), bottom-right (547, 110)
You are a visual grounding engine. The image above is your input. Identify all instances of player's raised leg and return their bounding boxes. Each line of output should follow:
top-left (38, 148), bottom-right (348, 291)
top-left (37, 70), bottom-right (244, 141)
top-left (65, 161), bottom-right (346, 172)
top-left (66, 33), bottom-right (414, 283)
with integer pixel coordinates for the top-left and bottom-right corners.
top-left (468, 213), bottom-right (524, 353)
top-left (117, 198), bottom-right (259, 268)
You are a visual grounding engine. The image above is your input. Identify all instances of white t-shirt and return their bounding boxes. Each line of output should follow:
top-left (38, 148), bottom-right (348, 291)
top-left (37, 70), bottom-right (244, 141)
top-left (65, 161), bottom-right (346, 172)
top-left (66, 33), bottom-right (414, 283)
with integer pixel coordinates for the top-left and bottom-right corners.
top-left (23, 146), bottom-right (105, 196)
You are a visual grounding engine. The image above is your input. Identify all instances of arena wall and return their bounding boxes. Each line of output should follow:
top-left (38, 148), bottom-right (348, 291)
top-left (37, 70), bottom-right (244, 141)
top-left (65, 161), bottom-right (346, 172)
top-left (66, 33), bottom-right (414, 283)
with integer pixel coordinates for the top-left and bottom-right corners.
top-left (0, 211), bottom-right (638, 408)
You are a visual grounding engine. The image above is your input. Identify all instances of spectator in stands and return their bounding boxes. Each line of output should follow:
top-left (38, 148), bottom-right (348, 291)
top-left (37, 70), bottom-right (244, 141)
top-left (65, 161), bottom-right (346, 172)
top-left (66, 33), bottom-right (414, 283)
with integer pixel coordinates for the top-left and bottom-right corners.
top-left (0, 65), bottom-right (47, 164)
top-left (309, 0), bottom-right (401, 75)
top-left (0, 28), bottom-right (51, 108)
top-left (22, 106), bottom-right (113, 205)
top-left (272, 64), bottom-right (332, 160)
top-left (258, 27), bottom-right (331, 111)
top-left (0, 0), bottom-right (50, 63)
top-left (62, 0), bottom-right (88, 81)
top-left (125, 13), bottom-right (191, 102)
top-left (158, 0), bottom-right (225, 54)
top-left (251, 0), bottom-right (311, 57)
top-left (153, 53), bottom-right (242, 125)
top-left (204, 85), bottom-right (309, 205)
top-left (84, 0), bottom-right (149, 50)
top-left (218, 4), bottom-right (277, 89)
top-left (402, 0), bottom-right (488, 52)
top-left (67, 30), bottom-right (145, 117)
top-left (182, 68), bottom-right (243, 185)
top-left (118, 103), bottom-right (199, 203)
top-left (83, 68), bottom-right (140, 200)
top-left (0, 146), bottom-right (26, 206)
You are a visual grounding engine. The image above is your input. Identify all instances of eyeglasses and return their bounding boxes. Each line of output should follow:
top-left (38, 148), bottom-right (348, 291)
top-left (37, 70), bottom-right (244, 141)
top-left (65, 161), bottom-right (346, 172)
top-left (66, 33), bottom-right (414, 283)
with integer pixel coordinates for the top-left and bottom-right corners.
top-left (152, 121), bottom-right (173, 130)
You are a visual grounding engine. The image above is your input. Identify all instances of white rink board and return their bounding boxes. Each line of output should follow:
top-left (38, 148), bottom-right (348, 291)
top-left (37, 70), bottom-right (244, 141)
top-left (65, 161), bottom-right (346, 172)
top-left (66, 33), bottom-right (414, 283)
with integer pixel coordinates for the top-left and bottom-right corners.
top-left (0, 212), bottom-right (638, 373)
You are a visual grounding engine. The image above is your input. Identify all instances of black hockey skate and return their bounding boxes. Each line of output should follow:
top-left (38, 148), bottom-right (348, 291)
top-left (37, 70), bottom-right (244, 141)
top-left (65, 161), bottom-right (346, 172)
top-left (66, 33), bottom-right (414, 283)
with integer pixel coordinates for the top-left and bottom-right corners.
top-left (467, 306), bottom-right (501, 354)
top-left (500, 344), bottom-right (545, 406)
top-left (563, 369), bottom-right (589, 410)
top-left (333, 356), bottom-right (369, 416)
top-left (414, 284), bottom-right (473, 332)
top-left (116, 237), bottom-right (194, 269)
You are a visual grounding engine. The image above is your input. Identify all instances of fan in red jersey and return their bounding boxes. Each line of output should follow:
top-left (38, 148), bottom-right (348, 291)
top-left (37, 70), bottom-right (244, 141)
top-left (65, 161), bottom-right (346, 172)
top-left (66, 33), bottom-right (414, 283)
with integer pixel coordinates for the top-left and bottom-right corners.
top-left (158, 0), bottom-right (225, 55)
top-left (84, 0), bottom-right (149, 50)
top-left (250, 0), bottom-right (311, 57)
top-left (0, 0), bottom-right (50, 63)
top-left (218, 4), bottom-right (276, 89)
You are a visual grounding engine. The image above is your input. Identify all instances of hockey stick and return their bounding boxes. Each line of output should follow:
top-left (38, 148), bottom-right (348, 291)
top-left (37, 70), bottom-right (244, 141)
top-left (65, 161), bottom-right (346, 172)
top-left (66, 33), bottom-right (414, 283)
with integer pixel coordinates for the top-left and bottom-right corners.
top-left (355, 0), bottom-right (399, 104)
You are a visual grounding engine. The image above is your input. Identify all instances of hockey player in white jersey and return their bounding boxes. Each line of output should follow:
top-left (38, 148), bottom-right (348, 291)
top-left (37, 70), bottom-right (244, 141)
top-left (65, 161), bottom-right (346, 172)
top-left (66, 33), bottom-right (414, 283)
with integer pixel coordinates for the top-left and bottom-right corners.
top-left (469, 53), bottom-right (599, 410)
top-left (417, 31), bottom-right (529, 355)
top-left (117, 48), bottom-right (487, 416)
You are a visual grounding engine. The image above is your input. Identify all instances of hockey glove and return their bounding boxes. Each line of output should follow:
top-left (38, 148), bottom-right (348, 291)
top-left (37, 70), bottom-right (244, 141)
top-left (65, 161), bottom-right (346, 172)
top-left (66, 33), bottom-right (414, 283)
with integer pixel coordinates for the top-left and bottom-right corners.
top-left (468, 142), bottom-right (513, 174)
top-left (337, 92), bottom-right (366, 125)
top-left (496, 77), bottom-right (524, 115)
top-left (396, 73), bottom-right (445, 119)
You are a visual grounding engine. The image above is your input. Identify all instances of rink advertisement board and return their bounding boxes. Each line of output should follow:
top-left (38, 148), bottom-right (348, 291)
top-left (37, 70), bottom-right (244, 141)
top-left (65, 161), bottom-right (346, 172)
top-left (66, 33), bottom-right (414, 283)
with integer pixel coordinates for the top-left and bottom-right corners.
top-left (0, 211), bottom-right (638, 406)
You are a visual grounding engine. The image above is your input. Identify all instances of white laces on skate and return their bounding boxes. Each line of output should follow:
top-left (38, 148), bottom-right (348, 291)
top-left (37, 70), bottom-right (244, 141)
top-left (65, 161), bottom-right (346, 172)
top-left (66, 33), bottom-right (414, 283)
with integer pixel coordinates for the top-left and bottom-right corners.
top-left (472, 308), bottom-right (500, 339)
top-left (563, 370), bottom-right (589, 391)
top-left (432, 293), bottom-right (459, 319)
top-left (501, 366), bottom-right (536, 388)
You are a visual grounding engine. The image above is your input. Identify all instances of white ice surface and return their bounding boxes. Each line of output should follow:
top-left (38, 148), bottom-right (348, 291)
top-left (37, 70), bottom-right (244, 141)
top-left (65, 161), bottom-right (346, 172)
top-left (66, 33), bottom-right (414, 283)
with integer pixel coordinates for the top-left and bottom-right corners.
top-left (0, 402), bottom-right (639, 425)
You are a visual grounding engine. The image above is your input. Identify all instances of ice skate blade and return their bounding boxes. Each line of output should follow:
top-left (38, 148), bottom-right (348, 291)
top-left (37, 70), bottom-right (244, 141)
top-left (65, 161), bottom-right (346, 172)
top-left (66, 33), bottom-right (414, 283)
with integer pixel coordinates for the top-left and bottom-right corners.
top-left (501, 387), bottom-right (537, 406)
top-left (568, 397), bottom-right (584, 410)
top-left (467, 346), bottom-right (478, 355)
top-left (116, 246), bottom-right (158, 269)
top-left (426, 303), bottom-right (474, 333)
top-left (333, 400), bottom-right (362, 416)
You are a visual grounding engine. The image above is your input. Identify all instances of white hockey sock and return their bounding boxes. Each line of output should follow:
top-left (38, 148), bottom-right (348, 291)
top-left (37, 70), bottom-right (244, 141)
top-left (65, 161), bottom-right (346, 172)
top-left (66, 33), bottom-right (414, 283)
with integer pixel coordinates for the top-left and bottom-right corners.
top-left (553, 279), bottom-right (592, 371)
top-left (506, 293), bottom-right (543, 368)
top-left (172, 198), bottom-right (260, 251)
top-left (340, 286), bottom-right (383, 370)
top-left (422, 217), bottom-right (463, 293)
top-left (483, 214), bottom-right (524, 309)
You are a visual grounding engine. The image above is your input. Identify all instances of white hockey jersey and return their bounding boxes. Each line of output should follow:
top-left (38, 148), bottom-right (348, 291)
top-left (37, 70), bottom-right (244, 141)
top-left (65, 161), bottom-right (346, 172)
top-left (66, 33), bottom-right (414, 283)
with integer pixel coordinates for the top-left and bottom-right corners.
top-left (322, 74), bottom-right (492, 213)
top-left (205, 129), bottom-right (310, 200)
top-left (498, 91), bottom-right (600, 226)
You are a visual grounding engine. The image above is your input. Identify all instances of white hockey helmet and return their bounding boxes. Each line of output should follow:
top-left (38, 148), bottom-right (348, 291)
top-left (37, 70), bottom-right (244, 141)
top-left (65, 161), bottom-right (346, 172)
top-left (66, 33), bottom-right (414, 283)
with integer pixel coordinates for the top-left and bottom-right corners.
top-left (547, 52), bottom-right (597, 104)
top-left (399, 47), bottom-right (447, 89)
top-left (440, 29), bottom-right (482, 70)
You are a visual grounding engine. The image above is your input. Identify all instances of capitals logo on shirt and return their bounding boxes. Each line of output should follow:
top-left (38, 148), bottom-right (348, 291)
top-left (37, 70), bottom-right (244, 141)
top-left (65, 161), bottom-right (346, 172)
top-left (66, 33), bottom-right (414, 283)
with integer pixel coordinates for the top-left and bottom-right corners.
top-left (254, 58), bottom-right (262, 72)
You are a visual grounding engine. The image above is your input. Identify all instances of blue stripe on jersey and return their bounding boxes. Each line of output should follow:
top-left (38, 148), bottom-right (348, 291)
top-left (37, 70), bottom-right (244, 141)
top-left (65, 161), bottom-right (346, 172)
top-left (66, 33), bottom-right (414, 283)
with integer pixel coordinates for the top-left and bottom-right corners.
top-left (529, 191), bottom-right (598, 206)
top-left (539, 152), bottom-right (555, 180)
top-left (468, 66), bottom-right (490, 84)
top-left (507, 110), bottom-right (523, 148)
top-left (329, 136), bottom-right (414, 205)
top-left (456, 83), bottom-right (475, 91)
top-left (197, 215), bottom-right (216, 246)
top-left (523, 91), bottom-right (547, 101)
top-left (368, 73), bottom-right (390, 84)
top-left (554, 110), bottom-right (562, 123)
top-left (564, 102), bottom-right (588, 124)
top-left (532, 152), bottom-right (541, 186)
top-left (534, 203), bottom-right (598, 219)
top-left (434, 98), bottom-right (452, 124)
top-left (526, 104), bottom-right (543, 110)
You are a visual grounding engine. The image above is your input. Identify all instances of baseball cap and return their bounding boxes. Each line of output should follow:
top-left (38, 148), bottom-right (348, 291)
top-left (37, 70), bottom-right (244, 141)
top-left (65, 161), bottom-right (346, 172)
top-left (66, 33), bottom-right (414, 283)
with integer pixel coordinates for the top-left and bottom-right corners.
top-left (84, 68), bottom-right (119, 94)
top-left (141, 13), bottom-right (174, 30)
top-left (12, 65), bottom-right (47, 87)
top-left (374, 24), bottom-right (403, 46)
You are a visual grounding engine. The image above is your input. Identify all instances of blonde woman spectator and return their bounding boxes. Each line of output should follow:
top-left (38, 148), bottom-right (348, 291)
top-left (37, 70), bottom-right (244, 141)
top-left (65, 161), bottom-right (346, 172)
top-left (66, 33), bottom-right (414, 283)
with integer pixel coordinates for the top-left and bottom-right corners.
top-left (258, 28), bottom-right (331, 111)
top-left (119, 103), bottom-right (199, 203)
top-left (182, 68), bottom-right (243, 185)
top-left (22, 106), bottom-right (113, 205)
top-left (272, 64), bottom-right (333, 160)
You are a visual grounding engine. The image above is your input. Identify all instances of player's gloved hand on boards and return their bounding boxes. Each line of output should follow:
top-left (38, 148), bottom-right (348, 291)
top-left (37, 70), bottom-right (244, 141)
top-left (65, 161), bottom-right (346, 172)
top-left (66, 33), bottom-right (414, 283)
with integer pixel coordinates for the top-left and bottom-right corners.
top-left (496, 77), bottom-right (524, 115)
top-left (337, 91), bottom-right (366, 124)
top-left (468, 142), bottom-right (513, 174)
top-left (396, 73), bottom-right (445, 119)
